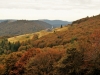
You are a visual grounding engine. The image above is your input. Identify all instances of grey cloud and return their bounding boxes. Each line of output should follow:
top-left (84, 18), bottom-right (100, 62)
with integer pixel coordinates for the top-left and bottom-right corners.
top-left (0, 0), bottom-right (99, 10)
top-left (68, 0), bottom-right (92, 4)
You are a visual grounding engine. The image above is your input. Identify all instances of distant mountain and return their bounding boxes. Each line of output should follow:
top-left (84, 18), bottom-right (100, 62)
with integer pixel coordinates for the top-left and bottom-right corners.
top-left (0, 20), bottom-right (5, 23)
top-left (40, 19), bottom-right (72, 27)
top-left (0, 20), bottom-right (52, 36)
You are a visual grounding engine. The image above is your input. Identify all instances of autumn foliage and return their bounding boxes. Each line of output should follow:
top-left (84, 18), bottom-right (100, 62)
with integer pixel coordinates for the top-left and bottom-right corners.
top-left (1, 14), bottom-right (100, 75)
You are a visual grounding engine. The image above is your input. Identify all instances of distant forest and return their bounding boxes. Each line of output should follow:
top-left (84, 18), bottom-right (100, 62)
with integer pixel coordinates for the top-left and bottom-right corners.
top-left (0, 20), bottom-right (52, 36)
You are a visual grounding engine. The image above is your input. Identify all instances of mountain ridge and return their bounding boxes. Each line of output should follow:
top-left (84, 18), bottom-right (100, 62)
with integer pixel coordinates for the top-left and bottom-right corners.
top-left (0, 20), bottom-right (52, 36)
top-left (39, 19), bottom-right (72, 27)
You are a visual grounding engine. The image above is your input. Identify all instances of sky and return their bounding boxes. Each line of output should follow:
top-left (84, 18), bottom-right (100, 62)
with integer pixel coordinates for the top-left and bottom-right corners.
top-left (0, 0), bottom-right (100, 21)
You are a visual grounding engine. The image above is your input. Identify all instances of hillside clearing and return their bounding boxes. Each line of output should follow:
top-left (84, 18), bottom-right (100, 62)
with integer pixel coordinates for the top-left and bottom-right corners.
top-left (8, 26), bottom-right (68, 43)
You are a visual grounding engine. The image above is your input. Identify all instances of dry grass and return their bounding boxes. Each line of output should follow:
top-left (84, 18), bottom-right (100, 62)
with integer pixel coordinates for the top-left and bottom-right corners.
top-left (54, 26), bottom-right (68, 32)
top-left (8, 26), bottom-right (68, 43)
top-left (8, 33), bottom-right (34, 43)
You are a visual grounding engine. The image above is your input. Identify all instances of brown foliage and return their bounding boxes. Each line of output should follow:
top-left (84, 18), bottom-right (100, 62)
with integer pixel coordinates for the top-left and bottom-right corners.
top-left (10, 48), bottom-right (41, 75)
top-left (3, 51), bottom-right (23, 75)
top-left (24, 48), bottom-right (65, 75)
top-left (0, 64), bottom-right (5, 74)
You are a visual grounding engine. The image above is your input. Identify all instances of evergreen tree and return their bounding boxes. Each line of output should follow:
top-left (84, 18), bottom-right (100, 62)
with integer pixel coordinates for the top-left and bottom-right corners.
top-left (61, 25), bottom-right (63, 28)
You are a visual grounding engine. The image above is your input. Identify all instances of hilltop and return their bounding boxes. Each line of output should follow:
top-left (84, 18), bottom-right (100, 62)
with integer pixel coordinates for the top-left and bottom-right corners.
top-left (0, 20), bottom-right (52, 36)
top-left (31, 15), bottom-right (100, 48)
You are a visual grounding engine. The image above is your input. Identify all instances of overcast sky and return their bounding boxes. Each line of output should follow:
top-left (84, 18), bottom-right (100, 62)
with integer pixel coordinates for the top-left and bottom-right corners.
top-left (0, 0), bottom-right (100, 21)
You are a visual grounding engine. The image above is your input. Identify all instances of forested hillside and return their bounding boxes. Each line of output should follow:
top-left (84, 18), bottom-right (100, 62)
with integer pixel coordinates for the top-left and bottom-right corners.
top-left (0, 14), bottom-right (100, 75)
top-left (0, 20), bottom-right (52, 36)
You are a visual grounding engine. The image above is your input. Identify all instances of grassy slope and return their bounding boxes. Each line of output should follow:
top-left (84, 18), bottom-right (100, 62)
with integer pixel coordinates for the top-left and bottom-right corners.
top-left (8, 26), bottom-right (68, 43)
